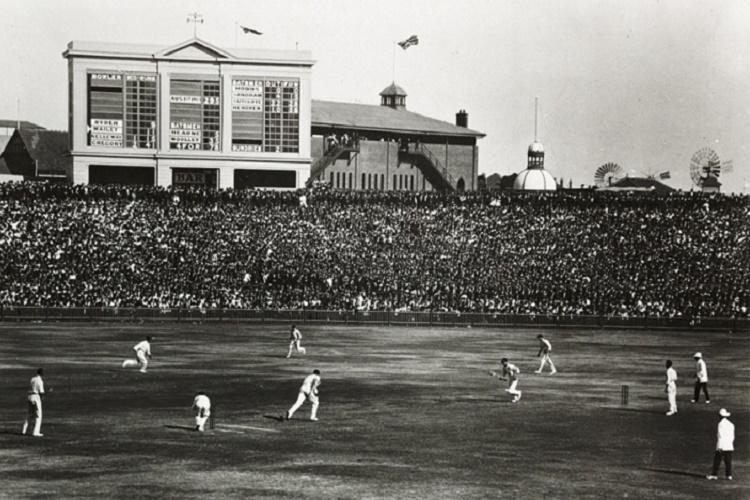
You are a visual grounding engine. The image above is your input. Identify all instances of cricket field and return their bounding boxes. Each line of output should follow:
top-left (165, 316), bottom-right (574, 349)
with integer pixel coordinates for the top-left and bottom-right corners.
top-left (0, 322), bottom-right (747, 499)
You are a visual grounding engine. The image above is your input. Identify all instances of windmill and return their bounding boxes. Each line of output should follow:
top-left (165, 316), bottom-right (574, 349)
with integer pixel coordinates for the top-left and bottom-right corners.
top-left (594, 162), bottom-right (624, 187)
top-left (689, 147), bottom-right (732, 191)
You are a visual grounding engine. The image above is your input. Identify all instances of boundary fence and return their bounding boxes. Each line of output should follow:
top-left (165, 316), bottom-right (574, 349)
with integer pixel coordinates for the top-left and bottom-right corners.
top-left (0, 306), bottom-right (747, 332)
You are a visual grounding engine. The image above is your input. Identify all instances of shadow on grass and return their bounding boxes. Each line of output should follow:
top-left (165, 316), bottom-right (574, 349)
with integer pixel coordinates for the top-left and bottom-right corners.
top-left (164, 424), bottom-right (197, 432)
top-left (0, 430), bottom-right (22, 436)
top-left (263, 414), bottom-right (285, 422)
top-left (642, 468), bottom-right (707, 479)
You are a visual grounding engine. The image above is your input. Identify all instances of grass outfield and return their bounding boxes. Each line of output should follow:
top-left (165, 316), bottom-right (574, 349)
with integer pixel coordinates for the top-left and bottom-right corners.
top-left (0, 323), bottom-right (747, 499)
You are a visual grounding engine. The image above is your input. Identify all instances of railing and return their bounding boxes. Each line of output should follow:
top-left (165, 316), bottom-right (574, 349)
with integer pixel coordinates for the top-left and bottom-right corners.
top-left (308, 145), bottom-right (360, 183)
top-left (399, 144), bottom-right (456, 191)
top-left (0, 306), bottom-right (746, 332)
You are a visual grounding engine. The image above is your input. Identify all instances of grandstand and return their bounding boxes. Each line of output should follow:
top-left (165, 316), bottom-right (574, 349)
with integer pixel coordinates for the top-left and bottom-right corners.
top-left (0, 183), bottom-right (746, 323)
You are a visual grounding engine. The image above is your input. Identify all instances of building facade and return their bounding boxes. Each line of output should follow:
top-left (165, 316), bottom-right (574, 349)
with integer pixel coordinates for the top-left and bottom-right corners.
top-left (309, 84), bottom-right (484, 191)
top-left (63, 38), bottom-right (314, 189)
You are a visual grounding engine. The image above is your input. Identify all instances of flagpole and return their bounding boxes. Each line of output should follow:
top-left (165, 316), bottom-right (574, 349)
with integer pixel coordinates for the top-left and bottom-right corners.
top-left (392, 41), bottom-right (396, 82)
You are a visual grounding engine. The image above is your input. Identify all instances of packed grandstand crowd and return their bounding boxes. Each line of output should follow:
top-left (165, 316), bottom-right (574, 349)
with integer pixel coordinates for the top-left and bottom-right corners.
top-left (0, 181), bottom-right (748, 318)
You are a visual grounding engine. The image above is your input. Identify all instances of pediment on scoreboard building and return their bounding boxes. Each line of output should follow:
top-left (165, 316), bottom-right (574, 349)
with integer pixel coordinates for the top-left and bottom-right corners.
top-left (157, 38), bottom-right (234, 60)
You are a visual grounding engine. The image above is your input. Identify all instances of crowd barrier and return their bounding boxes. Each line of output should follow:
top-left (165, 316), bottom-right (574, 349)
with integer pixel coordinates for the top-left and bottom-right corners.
top-left (0, 306), bottom-right (747, 332)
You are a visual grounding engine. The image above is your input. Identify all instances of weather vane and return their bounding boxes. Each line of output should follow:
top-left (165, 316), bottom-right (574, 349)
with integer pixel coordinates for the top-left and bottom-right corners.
top-left (187, 12), bottom-right (204, 38)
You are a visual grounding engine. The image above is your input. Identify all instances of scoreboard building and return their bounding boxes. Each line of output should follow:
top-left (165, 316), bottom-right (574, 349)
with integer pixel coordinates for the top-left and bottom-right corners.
top-left (63, 38), bottom-right (313, 189)
top-left (63, 38), bottom-right (483, 191)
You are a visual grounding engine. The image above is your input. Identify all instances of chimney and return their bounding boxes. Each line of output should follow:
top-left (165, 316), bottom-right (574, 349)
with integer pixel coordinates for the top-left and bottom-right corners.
top-left (455, 109), bottom-right (468, 128)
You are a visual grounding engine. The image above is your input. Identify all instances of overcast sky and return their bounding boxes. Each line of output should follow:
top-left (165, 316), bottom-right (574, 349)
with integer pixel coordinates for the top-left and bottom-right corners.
top-left (1, 0), bottom-right (748, 192)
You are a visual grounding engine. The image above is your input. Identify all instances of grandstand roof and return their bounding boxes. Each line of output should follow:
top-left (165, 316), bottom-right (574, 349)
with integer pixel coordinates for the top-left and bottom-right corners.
top-left (604, 176), bottom-right (675, 192)
top-left (312, 100), bottom-right (485, 138)
top-left (0, 156), bottom-right (9, 174)
top-left (0, 120), bottom-right (45, 130)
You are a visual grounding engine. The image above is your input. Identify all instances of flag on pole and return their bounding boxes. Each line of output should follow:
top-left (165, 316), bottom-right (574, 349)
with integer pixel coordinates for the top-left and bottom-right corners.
top-left (398, 35), bottom-right (419, 50)
top-left (240, 25), bottom-right (263, 35)
top-left (659, 171), bottom-right (671, 180)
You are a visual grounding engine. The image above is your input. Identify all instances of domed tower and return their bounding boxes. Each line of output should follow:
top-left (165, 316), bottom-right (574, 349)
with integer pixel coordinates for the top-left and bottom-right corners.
top-left (514, 98), bottom-right (557, 191)
top-left (527, 141), bottom-right (545, 169)
top-left (380, 82), bottom-right (407, 110)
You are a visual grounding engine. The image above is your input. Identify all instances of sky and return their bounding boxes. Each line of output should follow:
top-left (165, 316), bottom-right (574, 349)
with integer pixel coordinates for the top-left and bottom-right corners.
top-left (1, 0), bottom-right (748, 192)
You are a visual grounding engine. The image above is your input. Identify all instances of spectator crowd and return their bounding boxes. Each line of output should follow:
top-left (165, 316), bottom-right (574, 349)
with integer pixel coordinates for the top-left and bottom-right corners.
top-left (0, 182), bottom-right (747, 318)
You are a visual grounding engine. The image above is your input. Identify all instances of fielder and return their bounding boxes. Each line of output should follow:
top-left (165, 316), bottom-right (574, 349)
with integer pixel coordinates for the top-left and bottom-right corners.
top-left (665, 360), bottom-right (678, 416)
top-left (535, 334), bottom-right (557, 374)
top-left (489, 358), bottom-right (522, 403)
top-left (22, 368), bottom-right (47, 437)
top-left (122, 336), bottom-right (152, 373)
top-left (285, 369), bottom-right (321, 421)
top-left (692, 352), bottom-right (710, 404)
top-left (707, 408), bottom-right (734, 480)
top-left (192, 392), bottom-right (211, 432)
top-left (286, 325), bottom-right (306, 358)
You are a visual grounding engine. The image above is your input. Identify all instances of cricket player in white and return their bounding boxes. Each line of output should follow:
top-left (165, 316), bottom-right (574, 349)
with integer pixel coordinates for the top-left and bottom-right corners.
top-left (22, 368), bottom-right (46, 437)
top-left (285, 369), bottom-right (321, 421)
top-left (490, 358), bottom-right (522, 402)
top-left (535, 334), bottom-right (557, 374)
top-left (286, 325), bottom-right (306, 358)
top-left (122, 336), bottom-right (152, 373)
top-left (692, 352), bottom-right (710, 404)
top-left (665, 360), bottom-right (678, 416)
top-left (192, 392), bottom-right (211, 432)
top-left (707, 408), bottom-right (735, 480)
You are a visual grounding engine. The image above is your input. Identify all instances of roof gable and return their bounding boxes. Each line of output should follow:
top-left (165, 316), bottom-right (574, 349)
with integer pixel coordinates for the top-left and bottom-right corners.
top-left (155, 38), bottom-right (234, 60)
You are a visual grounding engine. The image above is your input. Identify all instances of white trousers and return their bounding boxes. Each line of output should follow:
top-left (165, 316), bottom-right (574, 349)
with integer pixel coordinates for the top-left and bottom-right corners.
top-left (287, 340), bottom-right (306, 357)
top-left (194, 405), bottom-right (211, 431)
top-left (505, 379), bottom-right (521, 397)
top-left (122, 350), bottom-right (148, 371)
top-left (538, 353), bottom-right (556, 372)
top-left (667, 384), bottom-right (677, 412)
top-left (288, 391), bottom-right (318, 419)
top-left (22, 394), bottom-right (42, 436)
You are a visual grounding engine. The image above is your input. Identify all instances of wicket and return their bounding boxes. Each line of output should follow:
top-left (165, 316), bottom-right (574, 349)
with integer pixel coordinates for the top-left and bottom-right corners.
top-left (210, 405), bottom-right (215, 430)
top-left (621, 385), bottom-right (629, 405)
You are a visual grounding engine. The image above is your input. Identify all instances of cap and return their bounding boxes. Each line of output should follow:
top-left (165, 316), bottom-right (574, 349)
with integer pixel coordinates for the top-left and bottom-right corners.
top-left (719, 408), bottom-right (731, 417)
top-left (693, 352), bottom-right (702, 358)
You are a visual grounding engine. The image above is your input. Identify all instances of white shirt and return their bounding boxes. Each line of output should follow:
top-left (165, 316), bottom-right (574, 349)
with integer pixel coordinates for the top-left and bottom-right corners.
top-left (503, 363), bottom-right (520, 381)
top-left (29, 375), bottom-right (45, 395)
top-left (134, 340), bottom-right (151, 356)
top-left (716, 418), bottom-right (735, 451)
top-left (300, 374), bottom-right (321, 395)
top-left (539, 338), bottom-right (552, 353)
top-left (290, 328), bottom-right (302, 341)
top-left (666, 367), bottom-right (677, 386)
top-left (193, 394), bottom-right (211, 410)
top-left (695, 359), bottom-right (708, 382)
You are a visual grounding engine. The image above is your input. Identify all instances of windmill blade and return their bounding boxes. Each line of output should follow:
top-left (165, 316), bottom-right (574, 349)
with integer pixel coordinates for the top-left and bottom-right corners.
top-left (721, 160), bottom-right (733, 173)
top-left (594, 162), bottom-right (624, 187)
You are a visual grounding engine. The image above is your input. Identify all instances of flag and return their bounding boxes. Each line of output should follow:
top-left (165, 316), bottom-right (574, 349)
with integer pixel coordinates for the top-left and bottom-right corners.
top-left (398, 35), bottom-right (419, 50)
top-left (240, 25), bottom-right (263, 35)
top-left (659, 171), bottom-right (671, 180)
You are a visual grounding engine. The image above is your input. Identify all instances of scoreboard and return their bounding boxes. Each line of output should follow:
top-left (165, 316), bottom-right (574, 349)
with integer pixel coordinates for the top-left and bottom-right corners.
top-left (86, 74), bottom-right (300, 154)
top-left (169, 79), bottom-right (221, 151)
top-left (88, 72), bottom-right (156, 148)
